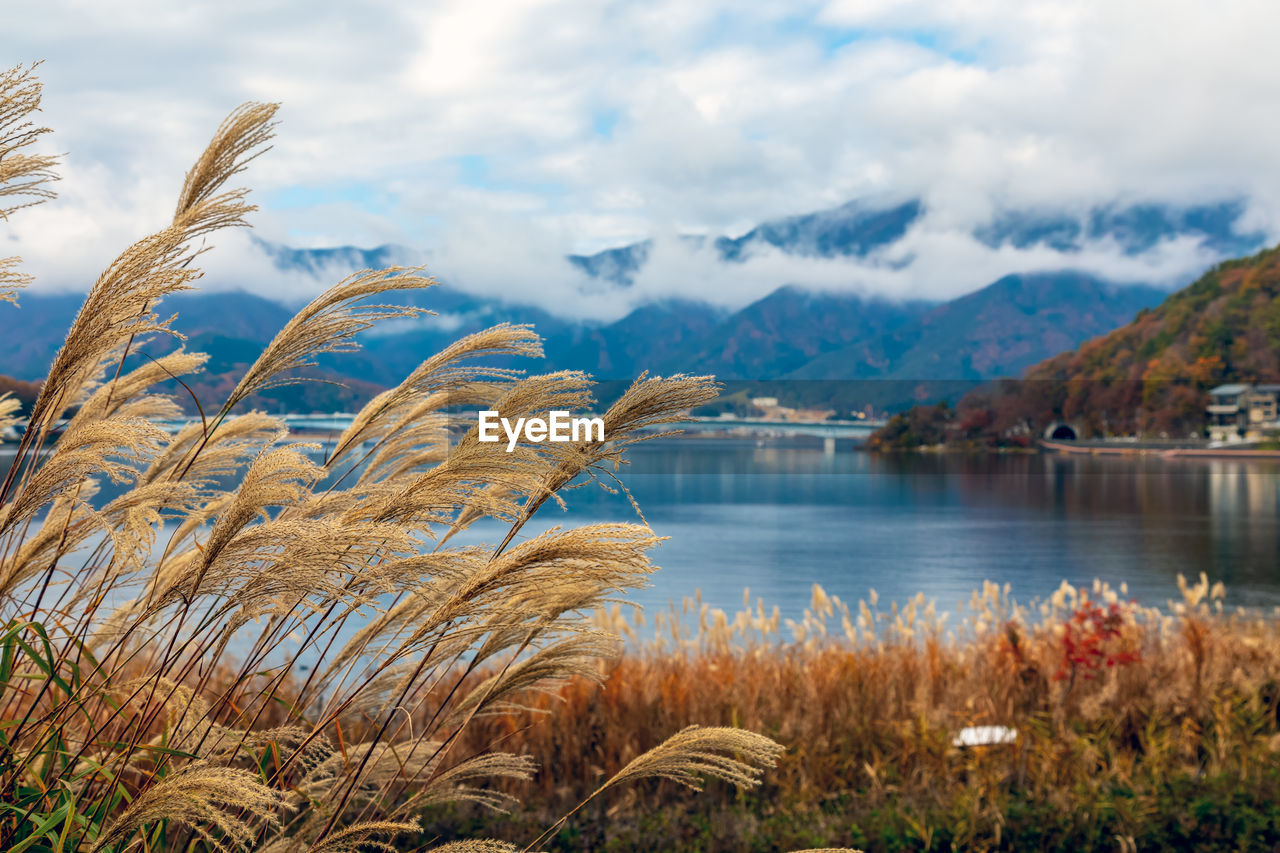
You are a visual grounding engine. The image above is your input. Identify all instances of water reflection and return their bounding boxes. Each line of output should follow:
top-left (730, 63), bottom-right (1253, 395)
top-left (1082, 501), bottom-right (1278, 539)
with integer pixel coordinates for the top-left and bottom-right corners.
top-left (527, 441), bottom-right (1280, 619)
top-left (5, 440), bottom-right (1279, 622)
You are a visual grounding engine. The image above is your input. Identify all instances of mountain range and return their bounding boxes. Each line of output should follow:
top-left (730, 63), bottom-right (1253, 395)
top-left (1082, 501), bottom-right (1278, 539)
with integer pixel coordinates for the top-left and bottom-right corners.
top-left (0, 197), bottom-right (1267, 414)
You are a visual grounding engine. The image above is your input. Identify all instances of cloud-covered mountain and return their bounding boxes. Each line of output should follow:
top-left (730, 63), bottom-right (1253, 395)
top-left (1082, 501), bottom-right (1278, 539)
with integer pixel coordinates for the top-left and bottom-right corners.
top-left (713, 199), bottom-right (926, 261)
top-left (790, 272), bottom-right (1166, 383)
top-left (972, 200), bottom-right (1262, 257)
top-left (14, 0), bottom-right (1280, 335)
top-left (565, 199), bottom-right (925, 286)
top-left (567, 197), bottom-right (1263, 283)
top-left (252, 237), bottom-right (408, 276)
top-left (2, 197), bottom-right (1266, 413)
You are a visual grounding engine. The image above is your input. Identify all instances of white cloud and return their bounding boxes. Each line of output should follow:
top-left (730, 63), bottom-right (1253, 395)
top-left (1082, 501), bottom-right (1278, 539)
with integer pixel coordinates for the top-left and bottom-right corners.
top-left (4, 0), bottom-right (1280, 319)
top-left (597, 223), bottom-right (1222, 318)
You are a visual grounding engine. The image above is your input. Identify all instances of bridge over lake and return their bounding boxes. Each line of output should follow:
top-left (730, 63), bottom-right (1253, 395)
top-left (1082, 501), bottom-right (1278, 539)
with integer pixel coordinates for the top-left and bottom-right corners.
top-left (144, 413), bottom-right (885, 445)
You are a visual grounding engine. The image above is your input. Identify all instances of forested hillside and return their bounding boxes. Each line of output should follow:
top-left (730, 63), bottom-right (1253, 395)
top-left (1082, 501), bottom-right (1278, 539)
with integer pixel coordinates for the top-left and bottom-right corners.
top-left (872, 245), bottom-right (1280, 447)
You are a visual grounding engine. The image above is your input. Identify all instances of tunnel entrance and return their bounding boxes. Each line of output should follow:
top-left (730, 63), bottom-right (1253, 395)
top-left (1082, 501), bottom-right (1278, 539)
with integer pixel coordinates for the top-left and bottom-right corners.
top-left (1047, 423), bottom-right (1078, 441)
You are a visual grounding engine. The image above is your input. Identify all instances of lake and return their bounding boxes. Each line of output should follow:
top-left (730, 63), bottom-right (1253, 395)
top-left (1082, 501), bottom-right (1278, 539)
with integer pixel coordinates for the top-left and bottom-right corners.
top-left (453, 437), bottom-right (1280, 620)
top-left (7, 436), bottom-right (1280, 623)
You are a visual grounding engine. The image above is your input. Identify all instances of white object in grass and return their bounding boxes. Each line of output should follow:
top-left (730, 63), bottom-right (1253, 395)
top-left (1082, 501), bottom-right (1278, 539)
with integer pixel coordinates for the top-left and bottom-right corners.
top-left (952, 725), bottom-right (1018, 747)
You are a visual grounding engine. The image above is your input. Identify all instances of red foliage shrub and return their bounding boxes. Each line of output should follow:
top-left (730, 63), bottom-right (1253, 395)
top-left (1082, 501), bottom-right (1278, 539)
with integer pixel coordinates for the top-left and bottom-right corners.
top-left (1053, 599), bottom-right (1141, 682)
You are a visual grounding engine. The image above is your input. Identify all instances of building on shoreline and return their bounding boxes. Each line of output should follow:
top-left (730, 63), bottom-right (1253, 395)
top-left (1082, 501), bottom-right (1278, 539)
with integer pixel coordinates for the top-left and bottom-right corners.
top-left (1207, 383), bottom-right (1280, 441)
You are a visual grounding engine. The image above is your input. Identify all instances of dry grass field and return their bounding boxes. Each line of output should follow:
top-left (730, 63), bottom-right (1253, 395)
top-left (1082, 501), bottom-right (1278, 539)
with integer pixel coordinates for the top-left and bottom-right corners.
top-left (442, 577), bottom-right (1280, 851)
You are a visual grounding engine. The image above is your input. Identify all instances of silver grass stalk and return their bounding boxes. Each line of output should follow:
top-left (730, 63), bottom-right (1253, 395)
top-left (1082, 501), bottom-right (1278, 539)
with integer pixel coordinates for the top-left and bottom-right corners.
top-left (0, 62), bottom-right (58, 304)
top-left (90, 762), bottom-right (291, 853)
top-left (598, 725), bottom-right (785, 794)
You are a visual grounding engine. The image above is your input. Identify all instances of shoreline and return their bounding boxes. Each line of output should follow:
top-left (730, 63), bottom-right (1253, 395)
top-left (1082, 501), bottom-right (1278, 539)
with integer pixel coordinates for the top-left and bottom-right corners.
top-left (1041, 438), bottom-right (1280, 458)
top-left (866, 439), bottom-right (1280, 458)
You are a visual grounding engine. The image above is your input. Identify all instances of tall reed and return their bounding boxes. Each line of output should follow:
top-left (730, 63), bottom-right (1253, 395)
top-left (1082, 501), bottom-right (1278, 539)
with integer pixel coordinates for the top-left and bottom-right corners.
top-left (443, 576), bottom-right (1280, 850)
top-left (0, 64), bottom-right (853, 853)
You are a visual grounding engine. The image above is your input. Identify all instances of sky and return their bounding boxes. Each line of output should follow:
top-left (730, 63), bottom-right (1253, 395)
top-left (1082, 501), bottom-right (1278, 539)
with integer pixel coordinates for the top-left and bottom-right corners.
top-left (5, 1), bottom-right (1280, 319)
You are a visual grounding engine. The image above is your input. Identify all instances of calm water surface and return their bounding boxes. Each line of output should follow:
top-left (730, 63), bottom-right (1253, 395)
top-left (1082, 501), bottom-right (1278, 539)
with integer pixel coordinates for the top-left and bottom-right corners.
top-left (8, 438), bottom-right (1280, 620)
top-left (454, 438), bottom-right (1280, 618)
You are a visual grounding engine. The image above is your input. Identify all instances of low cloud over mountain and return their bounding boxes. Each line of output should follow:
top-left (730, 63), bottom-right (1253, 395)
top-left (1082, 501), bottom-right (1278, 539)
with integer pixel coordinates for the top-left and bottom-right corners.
top-left (2, 196), bottom-right (1264, 415)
